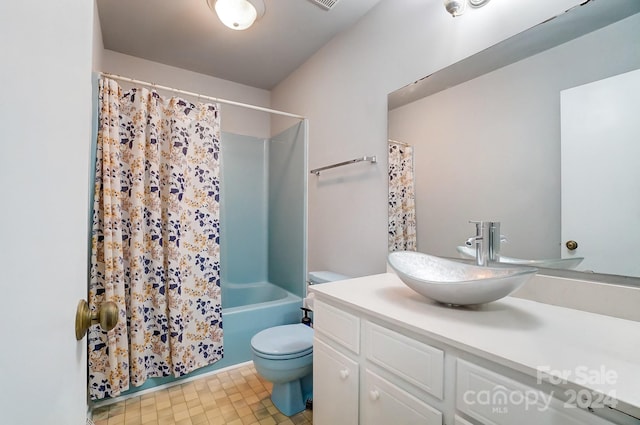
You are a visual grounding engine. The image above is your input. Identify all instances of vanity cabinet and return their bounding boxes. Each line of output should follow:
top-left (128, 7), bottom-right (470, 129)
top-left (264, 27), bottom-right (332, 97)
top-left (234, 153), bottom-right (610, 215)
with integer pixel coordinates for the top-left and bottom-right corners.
top-left (312, 297), bottom-right (625, 425)
top-left (313, 300), bottom-right (444, 425)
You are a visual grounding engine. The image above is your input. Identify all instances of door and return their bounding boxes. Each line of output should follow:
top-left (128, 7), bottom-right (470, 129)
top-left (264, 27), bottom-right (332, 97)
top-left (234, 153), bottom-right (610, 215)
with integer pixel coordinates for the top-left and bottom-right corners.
top-left (0, 1), bottom-right (93, 424)
top-left (561, 68), bottom-right (640, 277)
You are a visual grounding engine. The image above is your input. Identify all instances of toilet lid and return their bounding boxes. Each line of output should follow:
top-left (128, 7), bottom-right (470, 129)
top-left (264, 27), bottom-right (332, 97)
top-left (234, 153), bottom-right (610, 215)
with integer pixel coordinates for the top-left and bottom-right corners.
top-left (251, 324), bottom-right (314, 357)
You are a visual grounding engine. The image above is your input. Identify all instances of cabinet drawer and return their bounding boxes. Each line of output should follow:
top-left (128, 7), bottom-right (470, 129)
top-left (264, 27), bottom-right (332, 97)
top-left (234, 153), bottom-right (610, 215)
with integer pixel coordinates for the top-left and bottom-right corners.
top-left (313, 338), bottom-right (359, 425)
top-left (364, 321), bottom-right (444, 399)
top-left (313, 300), bottom-right (360, 354)
top-left (362, 369), bottom-right (443, 425)
top-left (456, 360), bottom-right (613, 425)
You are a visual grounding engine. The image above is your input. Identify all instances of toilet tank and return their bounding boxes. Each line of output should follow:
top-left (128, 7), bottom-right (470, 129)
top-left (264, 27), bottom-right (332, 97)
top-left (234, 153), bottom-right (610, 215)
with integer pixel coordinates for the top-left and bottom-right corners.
top-left (308, 271), bottom-right (350, 284)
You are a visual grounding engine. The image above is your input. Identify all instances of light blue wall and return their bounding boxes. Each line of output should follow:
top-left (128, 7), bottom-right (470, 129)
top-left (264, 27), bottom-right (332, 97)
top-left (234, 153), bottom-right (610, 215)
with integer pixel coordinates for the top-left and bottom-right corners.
top-left (220, 123), bottom-right (306, 296)
top-left (268, 122), bottom-right (307, 297)
top-left (220, 132), bottom-right (269, 283)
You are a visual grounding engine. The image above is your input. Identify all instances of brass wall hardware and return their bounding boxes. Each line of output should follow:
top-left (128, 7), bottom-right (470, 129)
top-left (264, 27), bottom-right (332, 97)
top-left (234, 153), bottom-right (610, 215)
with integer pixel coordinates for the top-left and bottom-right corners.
top-left (75, 299), bottom-right (118, 340)
top-left (565, 240), bottom-right (579, 251)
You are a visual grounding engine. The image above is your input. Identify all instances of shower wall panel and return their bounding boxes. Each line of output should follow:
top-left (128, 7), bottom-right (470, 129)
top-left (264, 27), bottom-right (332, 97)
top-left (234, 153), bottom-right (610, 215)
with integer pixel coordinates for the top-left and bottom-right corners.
top-left (220, 132), bottom-right (268, 283)
top-left (268, 122), bottom-right (307, 297)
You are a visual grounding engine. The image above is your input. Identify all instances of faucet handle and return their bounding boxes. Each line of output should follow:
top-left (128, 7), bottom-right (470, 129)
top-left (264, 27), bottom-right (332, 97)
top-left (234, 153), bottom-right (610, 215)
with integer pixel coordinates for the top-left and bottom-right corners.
top-left (469, 220), bottom-right (501, 226)
top-left (468, 220), bottom-right (485, 237)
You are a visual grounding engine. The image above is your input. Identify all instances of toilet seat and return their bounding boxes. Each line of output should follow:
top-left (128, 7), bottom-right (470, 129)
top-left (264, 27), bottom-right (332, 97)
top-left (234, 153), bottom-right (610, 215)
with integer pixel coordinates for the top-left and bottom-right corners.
top-left (251, 324), bottom-right (314, 360)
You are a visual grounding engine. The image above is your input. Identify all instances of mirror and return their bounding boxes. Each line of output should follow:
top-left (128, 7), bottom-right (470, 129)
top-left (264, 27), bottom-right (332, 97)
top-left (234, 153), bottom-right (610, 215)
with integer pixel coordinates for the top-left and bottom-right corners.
top-left (387, 0), bottom-right (640, 281)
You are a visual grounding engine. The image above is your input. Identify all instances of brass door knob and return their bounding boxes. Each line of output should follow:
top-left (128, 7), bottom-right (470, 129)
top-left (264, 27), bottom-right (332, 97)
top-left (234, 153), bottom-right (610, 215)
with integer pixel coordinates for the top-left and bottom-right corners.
top-left (565, 240), bottom-right (578, 251)
top-left (75, 300), bottom-right (119, 340)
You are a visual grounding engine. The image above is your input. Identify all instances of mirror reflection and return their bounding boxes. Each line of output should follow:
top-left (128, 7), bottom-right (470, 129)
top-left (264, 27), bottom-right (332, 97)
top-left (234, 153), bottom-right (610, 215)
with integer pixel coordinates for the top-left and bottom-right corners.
top-left (387, 0), bottom-right (640, 278)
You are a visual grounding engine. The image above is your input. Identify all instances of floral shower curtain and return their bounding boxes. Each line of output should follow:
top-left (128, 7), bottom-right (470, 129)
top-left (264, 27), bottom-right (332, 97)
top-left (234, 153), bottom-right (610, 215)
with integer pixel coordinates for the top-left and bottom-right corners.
top-left (388, 141), bottom-right (417, 251)
top-left (88, 77), bottom-right (223, 400)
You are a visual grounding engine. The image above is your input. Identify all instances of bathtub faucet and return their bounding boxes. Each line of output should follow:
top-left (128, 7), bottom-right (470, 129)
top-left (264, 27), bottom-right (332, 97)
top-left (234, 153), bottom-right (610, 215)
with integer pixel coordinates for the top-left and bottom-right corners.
top-left (465, 220), bottom-right (502, 266)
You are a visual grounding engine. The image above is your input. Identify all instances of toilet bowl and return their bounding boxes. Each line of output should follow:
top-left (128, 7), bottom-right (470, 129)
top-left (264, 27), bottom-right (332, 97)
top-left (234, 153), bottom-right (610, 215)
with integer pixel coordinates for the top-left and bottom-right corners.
top-left (251, 323), bottom-right (314, 416)
top-left (250, 271), bottom-right (349, 416)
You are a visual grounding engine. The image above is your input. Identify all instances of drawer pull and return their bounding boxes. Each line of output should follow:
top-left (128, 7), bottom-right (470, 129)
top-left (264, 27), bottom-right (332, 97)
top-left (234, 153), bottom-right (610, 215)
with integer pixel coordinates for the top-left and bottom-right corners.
top-left (339, 369), bottom-right (350, 380)
top-left (369, 390), bottom-right (380, 401)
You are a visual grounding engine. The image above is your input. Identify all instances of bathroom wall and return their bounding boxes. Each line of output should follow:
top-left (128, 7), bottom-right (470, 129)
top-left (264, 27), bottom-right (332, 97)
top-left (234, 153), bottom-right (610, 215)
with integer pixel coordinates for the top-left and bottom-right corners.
top-left (271, 0), bottom-right (585, 277)
top-left (388, 14), bottom-right (640, 261)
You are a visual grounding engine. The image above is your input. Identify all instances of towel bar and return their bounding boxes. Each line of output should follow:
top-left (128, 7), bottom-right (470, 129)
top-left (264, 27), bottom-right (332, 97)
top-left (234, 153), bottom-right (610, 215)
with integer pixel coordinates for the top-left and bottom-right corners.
top-left (310, 156), bottom-right (377, 176)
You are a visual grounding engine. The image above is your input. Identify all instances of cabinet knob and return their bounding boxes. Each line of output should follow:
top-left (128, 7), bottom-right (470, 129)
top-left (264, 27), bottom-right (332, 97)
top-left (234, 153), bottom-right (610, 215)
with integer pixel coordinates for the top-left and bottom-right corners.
top-left (339, 369), bottom-right (350, 380)
top-left (369, 390), bottom-right (380, 401)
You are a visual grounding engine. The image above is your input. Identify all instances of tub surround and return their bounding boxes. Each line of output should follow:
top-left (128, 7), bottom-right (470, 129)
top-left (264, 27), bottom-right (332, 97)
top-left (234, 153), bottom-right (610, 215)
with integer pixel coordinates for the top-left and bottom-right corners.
top-left (309, 273), bottom-right (640, 424)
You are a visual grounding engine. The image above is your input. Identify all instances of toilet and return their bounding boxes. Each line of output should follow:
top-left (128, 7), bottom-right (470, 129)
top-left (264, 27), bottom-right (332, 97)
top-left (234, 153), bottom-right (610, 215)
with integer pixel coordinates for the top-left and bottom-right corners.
top-left (250, 271), bottom-right (349, 416)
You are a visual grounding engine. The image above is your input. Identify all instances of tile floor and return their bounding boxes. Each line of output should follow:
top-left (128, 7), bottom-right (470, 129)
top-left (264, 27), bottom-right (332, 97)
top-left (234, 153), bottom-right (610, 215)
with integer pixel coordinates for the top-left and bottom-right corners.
top-left (91, 363), bottom-right (312, 425)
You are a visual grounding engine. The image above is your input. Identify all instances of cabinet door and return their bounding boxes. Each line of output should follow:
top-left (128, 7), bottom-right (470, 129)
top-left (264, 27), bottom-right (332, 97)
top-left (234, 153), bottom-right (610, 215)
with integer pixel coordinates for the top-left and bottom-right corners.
top-left (456, 360), bottom-right (614, 425)
top-left (313, 338), bottom-right (359, 425)
top-left (362, 370), bottom-right (443, 425)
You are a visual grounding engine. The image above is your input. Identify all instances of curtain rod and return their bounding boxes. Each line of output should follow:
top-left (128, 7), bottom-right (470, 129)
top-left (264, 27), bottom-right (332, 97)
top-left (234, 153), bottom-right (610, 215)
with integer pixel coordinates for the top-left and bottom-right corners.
top-left (388, 139), bottom-right (411, 147)
top-left (98, 72), bottom-right (306, 120)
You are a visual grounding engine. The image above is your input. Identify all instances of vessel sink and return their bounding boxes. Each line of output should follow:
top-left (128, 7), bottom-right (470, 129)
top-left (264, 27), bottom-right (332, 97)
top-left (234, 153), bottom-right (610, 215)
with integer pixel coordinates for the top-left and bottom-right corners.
top-left (456, 246), bottom-right (584, 270)
top-left (387, 251), bottom-right (537, 305)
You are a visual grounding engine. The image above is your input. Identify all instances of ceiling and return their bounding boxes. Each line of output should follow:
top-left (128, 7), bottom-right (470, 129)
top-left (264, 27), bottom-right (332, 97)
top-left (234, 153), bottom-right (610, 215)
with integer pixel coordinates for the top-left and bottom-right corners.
top-left (97, 0), bottom-right (383, 90)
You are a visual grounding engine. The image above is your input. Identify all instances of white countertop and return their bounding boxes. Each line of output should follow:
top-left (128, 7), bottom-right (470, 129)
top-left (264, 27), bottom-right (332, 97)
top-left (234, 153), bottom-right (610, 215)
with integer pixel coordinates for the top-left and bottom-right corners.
top-left (309, 273), bottom-right (640, 419)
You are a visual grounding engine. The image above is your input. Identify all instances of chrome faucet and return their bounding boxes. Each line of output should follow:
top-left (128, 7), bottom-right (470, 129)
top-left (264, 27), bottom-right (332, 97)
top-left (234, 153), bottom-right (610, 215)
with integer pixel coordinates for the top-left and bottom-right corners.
top-left (466, 221), bottom-right (502, 266)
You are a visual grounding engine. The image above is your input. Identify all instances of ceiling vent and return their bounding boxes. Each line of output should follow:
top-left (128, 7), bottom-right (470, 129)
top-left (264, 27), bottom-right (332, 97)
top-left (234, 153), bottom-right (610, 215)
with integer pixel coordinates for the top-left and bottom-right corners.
top-left (307, 0), bottom-right (339, 11)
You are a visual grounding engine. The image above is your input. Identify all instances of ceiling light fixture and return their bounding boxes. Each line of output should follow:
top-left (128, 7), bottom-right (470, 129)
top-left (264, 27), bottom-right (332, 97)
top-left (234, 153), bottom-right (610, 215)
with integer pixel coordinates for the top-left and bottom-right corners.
top-left (208, 0), bottom-right (265, 31)
top-left (444, 0), bottom-right (491, 17)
